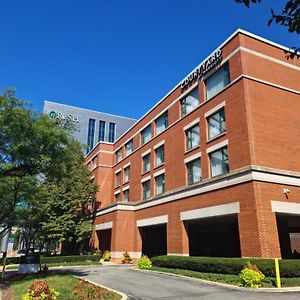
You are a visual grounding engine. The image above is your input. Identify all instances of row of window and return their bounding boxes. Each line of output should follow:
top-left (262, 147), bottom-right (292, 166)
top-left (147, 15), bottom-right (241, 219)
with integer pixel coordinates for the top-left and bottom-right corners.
top-left (87, 119), bottom-right (116, 154)
top-left (114, 64), bottom-right (230, 163)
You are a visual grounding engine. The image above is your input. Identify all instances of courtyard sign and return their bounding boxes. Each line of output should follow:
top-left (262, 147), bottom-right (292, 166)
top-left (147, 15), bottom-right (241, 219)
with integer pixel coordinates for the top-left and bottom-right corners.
top-left (49, 111), bottom-right (79, 123)
top-left (180, 49), bottom-right (222, 91)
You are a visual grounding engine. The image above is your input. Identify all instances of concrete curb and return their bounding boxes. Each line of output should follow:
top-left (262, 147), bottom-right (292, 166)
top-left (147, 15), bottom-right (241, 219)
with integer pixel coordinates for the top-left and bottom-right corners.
top-left (74, 276), bottom-right (128, 300)
top-left (132, 268), bottom-right (300, 293)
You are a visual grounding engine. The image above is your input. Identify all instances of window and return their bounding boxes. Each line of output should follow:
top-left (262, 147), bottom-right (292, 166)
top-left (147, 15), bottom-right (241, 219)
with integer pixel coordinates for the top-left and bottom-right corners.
top-left (115, 172), bottom-right (121, 187)
top-left (123, 189), bottom-right (129, 202)
top-left (186, 158), bottom-right (202, 185)
top-left (181, 88), bottom-right (199, 117)
top-left (155, 112), bottom-right (168, 135)
top-left (141, 125), bottom-right (152, 145)
top-left (98, 120), bottom-right (106, 142)
top-left (155, 174), bottom-right (165, 195)
top-left (206, 64), bottom-right (230, 100)
top-left (142, 153), bottom-right (151, 173)
top-left (87, 118), bottom-right (96, 153)
top-left (116, 149), bottom-right (123, 163)
top-left (207, 108), bottom-right (226, 140)
top-left (115, 193), bottom-right (121, 202)
top-left (185, 124), bottom-right (200, 150)
top-left (108, 122), bottom-right (116, 143)
top-left (142, 180), bottom-right (151, 200)
top-left (124, 166), bottom-right (130, 183)
top-left (155, 146), bottom-right (164, 167)
top-left (91, 155), bottom-right (98, 169)
top-left (210, 147), bottom-right (229, 177)
top-left (125, 139), bottom-right (133, 156)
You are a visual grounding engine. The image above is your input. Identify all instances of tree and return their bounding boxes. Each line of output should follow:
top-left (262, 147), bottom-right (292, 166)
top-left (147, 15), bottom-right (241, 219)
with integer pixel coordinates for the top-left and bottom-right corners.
top-left (235, 0), bottom-right (300, 58)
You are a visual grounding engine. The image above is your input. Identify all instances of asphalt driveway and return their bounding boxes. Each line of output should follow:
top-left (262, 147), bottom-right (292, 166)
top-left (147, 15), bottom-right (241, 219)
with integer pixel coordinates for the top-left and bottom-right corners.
top-left (67, 265), bottom-right (300, 300)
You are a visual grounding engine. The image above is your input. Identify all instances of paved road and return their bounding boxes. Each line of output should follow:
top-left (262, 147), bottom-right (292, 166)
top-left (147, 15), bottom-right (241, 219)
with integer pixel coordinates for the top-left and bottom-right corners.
top-left (67, 266), bottom-right (300, 300)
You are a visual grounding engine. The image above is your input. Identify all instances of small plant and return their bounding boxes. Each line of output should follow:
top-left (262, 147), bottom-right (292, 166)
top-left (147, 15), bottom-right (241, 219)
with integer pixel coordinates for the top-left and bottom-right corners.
top-left (42, 264), bottom-right (49, 272)
top-left (137, 255), bottom-right (152, 269)
top-left (239, 264), bottom-right (265, 288)
top-left (103, 250), bottom-right (111, 261)
top-left (121, 251), bottom-right (133, 264)
top-left (93, 249), bottom-right (102, 256)
top-left (22, 280), bottom-right (59, 300)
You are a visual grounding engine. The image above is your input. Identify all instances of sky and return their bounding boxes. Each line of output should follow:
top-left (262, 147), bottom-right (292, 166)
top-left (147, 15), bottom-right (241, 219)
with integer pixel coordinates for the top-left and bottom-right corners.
top-left (0, 0), bottom-right (298, 119)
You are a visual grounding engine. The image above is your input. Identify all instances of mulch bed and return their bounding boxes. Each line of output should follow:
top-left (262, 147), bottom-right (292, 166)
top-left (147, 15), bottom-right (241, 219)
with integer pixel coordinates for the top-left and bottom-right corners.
top-left (0, 284), bottom-right (13, 300)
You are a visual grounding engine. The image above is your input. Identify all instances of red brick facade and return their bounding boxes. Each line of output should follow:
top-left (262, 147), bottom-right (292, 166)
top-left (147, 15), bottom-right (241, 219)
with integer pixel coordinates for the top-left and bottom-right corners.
top-left (85, 29), bottom-right (300, 260)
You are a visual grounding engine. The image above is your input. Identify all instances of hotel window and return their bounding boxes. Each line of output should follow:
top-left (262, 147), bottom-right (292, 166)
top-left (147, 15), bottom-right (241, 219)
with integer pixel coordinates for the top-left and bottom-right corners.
top-left (207, 107), bottom-right (226, 140)
top-left (143, 153), bottom-right (151, 173)
top-left (155, 174), bottom-right (165, 195)
top-left (210, 147), bottom-right (229, 177)
top-left (206, 64), bottom-right (230, 100)
top-left (155, 112), bottom-right (168, 135)
top-left (91, 155), bottom-right (98, 169)
top-left (186, 158), bottom-right (202, 185)
top-left (124, 166), bottom-right (130, 183)
top-left (116, 149), bottom-right (123, 163)
top-left (98, 120), bottom-right (106, 142)
top-left (125, 139), bottom-right (133, 156)
top-left (115, 193), bottom-right (121, 202)
top-left (142, 180), bottom-right (151, 200)
top-left (141, 125), bottom-right (152, 145)
top-left (123, 189), bottom-right (129, 202)
top-left (87, 118), bottom-right (96, 153)
top-left (181, 88), bottom-right (199, 117)
top-left (115, 171), bottom-right (121, 187)
top-left (108, 122), bottom-right (116, 143)
top-left (155, 146), bottom-right (164, 167)
top-left (185, 124), bottom-right (200, 151)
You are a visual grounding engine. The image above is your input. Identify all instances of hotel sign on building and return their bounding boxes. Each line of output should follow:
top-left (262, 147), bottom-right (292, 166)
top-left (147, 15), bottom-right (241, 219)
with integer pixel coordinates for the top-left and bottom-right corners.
top-left (180, 49), bottom-right (222, 91)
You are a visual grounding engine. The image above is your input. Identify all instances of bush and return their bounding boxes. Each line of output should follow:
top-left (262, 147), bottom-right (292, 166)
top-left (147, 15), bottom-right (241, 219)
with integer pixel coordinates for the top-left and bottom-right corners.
top-left (138, 255), bottom-right (152, 269)
top-left (151, 255), bottom-right (300, 278)
top-left (103, 250), bottom-right (111, 261)
top-left (121, 252), bottom-right (133, 264)
top-left (21, 280), bottom-right (59, 300)
top-left (239, 264), bottom-right (265, 288)
top-left (40, 254), bottom-right (101, 264)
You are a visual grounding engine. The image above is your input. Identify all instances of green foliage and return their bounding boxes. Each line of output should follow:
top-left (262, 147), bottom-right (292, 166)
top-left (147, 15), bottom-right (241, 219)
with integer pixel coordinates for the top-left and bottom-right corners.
top-left (137, 255), bottom-right (152, 269)
top-left (40, 254), bottom-right (101, 264)
top-left (103, 250), bottom-right (111, 261)
top-left (239, 265), bottom-right (265, 288)
top-left (151, 255), bottom-right (300, 278)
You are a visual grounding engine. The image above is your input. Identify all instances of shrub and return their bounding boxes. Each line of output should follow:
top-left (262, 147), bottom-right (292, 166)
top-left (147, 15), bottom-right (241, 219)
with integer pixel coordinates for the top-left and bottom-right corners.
top-left (239, 264), bottom-right (265, 288)
top-left (103, 250), bottom-right (111, 261)
top-left (138, 255), bottom-right (152, 269)
top-left (21, 280), bottom-right (59, 300)
top-left (121, 252), bottom-right (133, 264)
top-left (40, 254), bottom-right (101, 264)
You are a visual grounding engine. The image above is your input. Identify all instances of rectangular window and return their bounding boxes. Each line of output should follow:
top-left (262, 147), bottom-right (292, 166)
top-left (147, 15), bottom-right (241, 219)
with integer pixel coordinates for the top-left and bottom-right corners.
top-left (87, 118), bottom-right (96, 153)
top-left (124, 166), bottom-right (130, 183)
top-left (206, 64), bottom-right (230, 100)
top-left (143, 153), bottom-right (151, 173)
top-left (123, 189), bottom-right (129, 202)
top-left (92, 155), bottom-right (98, 169)
top-left (115, 193), bottom-right (121, 202)
top-left (98, 120), bottom-right (106, 142)
top-left (155, 146), bottom-right (164, 167)
top-left (141, 125), bottom-right (152, 145)
top-left (186, 158), bottom-right (202, 185)
top-left (116, 149), bottom-right (123, 163)
top-left (155, 112), bottom-right (168, 135)
top-left (115, 172), bottom-right (121, 187)
top-left (185, 124), bottom-right (200, 150)
top-left (181, 88), bottom-right (199, 117)
top-left (210, 147), bottom-right (229, 177)
top-left (155, 174), bottom-right (165, 195)
top-left (142, 180), bottom-right (151, 200)
top-left (108, 122), bottom-right (116, 143)
top-left (207, 108), bottom-right (226, 140)
top-left (125, 139), bottom-right (133, 156)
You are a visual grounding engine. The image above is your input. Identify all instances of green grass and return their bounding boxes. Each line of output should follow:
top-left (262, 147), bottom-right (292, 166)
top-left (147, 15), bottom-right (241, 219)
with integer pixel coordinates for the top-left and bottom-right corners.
top-left (150, 266), bottom-right (300, 288)
top-left (11, 273), bottom-right (79, 300)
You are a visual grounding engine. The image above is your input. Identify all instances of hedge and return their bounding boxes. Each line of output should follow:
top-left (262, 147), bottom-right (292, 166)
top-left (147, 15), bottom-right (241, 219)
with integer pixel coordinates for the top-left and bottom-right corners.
top-left (0, 254), bottom-right (101, 265)
top-left (151, 256), bottom-right (300, 278)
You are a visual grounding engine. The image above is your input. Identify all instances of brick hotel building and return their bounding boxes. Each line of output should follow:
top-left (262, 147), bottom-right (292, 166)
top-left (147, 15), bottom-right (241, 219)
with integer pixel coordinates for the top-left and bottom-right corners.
top-left (85, 29), bottom-right (300, 260)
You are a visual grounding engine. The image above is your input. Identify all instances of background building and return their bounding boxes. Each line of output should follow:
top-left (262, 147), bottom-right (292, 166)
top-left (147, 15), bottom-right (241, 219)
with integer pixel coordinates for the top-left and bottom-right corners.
top-left (86, 29), bottom-right (300, 260)
top-left (43, 101), bottom-right (137, 154)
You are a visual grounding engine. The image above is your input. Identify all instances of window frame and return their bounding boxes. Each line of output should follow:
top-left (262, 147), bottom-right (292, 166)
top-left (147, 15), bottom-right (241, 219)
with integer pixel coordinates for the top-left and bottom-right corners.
top-left (142, 180), bottom-right (151, 200)
top-left (142, 153), bottom-right (151, 173)
top-left (123, 166), bottom-right (130, 183)
top-left (155, 112), bottom-right (168, 135)
top-left (186, 158), bottom-right (202, 185)
top-left (125, 139), bottom-right (134, 157)
top-left (181, 87), bottom-right (200, 117)
top-left (185, 124), bottom-right (200, 151)
top-left (115, 171), bottom-right (121, 188)
top-left (209, 147), bottom-right (229, 177)
top-left (155, 145), bottom-right (165, 167)
top-left (141, 125), bottom-right (152, 145)
top-left (155, 173), bottom-right (165, 195)
top-left (207, 107), bottom-right (226, 141)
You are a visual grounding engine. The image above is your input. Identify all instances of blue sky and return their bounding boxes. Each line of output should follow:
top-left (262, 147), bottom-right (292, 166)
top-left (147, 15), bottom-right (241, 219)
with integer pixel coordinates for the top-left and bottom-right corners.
top-left (0, 0), bottom-right (297, 119)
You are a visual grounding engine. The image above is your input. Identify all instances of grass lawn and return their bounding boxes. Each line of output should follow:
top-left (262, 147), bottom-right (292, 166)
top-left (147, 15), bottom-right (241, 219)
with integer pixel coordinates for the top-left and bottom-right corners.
top-left (11, 273), bottom-right (79, 299)
top-left (150, 266), bottom-right (300, 288)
